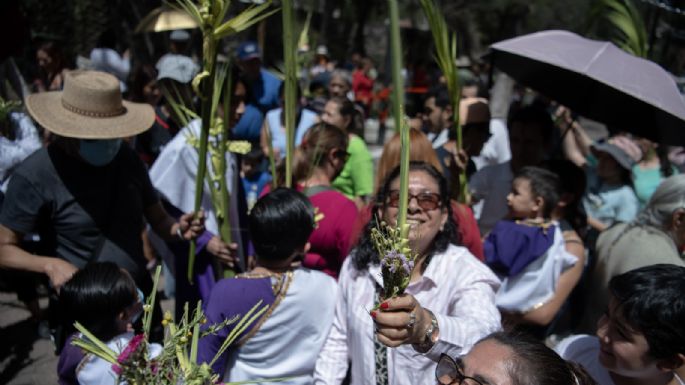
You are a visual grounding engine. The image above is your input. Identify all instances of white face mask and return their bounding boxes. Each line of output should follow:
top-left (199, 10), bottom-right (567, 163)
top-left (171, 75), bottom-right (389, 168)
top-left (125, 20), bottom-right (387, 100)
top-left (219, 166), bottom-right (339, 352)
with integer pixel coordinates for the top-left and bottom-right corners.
top-left (78, 139), bottom-right (122, 166)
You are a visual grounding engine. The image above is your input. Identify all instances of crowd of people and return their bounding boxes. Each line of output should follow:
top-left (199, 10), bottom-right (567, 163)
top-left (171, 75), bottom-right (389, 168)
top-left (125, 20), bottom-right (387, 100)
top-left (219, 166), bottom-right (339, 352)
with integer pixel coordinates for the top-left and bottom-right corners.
top-left (0, 30), bottom-right (684, 385)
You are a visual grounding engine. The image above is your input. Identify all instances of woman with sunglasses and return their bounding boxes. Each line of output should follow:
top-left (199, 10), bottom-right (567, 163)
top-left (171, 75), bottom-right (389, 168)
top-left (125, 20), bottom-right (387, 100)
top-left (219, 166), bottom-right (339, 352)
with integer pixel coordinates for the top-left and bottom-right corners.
top-left (436, 331), bottom-right (597, 385)
top-left (314, 162), bottom-right (501, 385)
top-left (276, 122), bottom-right (359, 279)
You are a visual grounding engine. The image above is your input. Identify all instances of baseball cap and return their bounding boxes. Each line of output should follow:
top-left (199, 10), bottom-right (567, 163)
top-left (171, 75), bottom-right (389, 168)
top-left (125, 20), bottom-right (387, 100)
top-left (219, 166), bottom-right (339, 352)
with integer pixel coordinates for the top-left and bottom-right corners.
top-left (156, 54), bottom-right (199, 83)
top-left (170, 30), bottom-right (190, 42)
top-left (237, 41), bottom-right (261, 61)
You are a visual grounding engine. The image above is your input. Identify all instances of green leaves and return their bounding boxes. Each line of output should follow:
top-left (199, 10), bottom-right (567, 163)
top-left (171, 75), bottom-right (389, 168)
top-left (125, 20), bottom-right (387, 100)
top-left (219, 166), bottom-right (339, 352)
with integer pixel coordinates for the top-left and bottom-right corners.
top-left (419, 0), bottom-right (469, 203)
top-left (214, 2), bottom-right (280, 39)
top-left (588, 0), bottom-right (648, 57)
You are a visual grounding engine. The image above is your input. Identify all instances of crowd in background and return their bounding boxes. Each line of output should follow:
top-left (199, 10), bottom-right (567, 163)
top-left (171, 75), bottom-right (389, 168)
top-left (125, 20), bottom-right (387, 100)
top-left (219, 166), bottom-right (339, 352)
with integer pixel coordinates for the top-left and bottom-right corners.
top-left (0, 29), bottom-right (684, 385)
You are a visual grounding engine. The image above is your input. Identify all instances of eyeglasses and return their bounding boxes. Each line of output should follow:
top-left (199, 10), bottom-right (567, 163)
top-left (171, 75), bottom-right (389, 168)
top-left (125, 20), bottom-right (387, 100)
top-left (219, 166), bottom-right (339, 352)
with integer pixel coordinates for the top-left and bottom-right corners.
top-left (387, 190), bottom-right (442, 211)
top-left (436, 354), bottom-right (485, 385)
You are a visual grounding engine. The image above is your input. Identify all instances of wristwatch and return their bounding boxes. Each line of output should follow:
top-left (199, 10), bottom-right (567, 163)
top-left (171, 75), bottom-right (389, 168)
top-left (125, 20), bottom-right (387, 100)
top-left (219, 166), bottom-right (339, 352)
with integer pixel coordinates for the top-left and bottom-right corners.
top-left (413, 310), bottom-right (438, 353)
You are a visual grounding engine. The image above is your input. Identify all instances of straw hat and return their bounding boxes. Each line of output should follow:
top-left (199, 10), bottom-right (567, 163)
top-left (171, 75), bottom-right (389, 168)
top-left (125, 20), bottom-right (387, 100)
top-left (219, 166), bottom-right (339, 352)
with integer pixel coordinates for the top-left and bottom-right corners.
top-left (25, 70), bottom-right (154, 139)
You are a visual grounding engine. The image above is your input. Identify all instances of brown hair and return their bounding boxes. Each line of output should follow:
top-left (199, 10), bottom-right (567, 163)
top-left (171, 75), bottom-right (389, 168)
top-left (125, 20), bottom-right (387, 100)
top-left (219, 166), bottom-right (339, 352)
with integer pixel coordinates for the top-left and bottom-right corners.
top-left (375, 128), bottom-right (442, 193)
top-left (280, 122), bottom-right (348, 185)
top-left (328, 96), bottom-right (363, 136)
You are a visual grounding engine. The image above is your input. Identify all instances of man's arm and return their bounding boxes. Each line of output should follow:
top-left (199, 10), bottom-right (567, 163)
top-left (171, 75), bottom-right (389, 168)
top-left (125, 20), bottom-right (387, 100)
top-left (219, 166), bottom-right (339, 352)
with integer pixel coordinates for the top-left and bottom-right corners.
top-left (144, 202), bottom-right (205, 242)
top-left (0, 224), bottom-right (77, 289)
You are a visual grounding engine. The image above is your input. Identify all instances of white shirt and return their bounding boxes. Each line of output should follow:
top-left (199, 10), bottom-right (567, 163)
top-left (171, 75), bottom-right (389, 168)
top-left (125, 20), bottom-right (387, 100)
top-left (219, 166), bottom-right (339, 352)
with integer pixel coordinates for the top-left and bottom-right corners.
top-left (148, 119), bottom-right (242, 273)
top-left (468, 161), bottom-right (513, 235)
top-left (472, 118), bottom-right (511, 170)
top-left (225, 269), bottom-right (338, 385)
top-left (76, 332), bottom-right (163, 385)
top-left (427, 129), bottom-right (449, 149)
top-left (555, 335), bottom-right (614, 385)
top-left (0, 112), bottom-right (41, 192)
top-left (314, 244), bottom-right (501, 385)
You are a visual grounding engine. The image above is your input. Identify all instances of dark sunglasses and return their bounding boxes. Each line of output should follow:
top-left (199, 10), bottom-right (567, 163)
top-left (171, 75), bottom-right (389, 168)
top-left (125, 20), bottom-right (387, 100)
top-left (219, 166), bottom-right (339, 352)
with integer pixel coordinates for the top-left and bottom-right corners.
top-left (387, 190), bottom-right (442, 211)
top-left (436, 354), bottom-right (485, 385)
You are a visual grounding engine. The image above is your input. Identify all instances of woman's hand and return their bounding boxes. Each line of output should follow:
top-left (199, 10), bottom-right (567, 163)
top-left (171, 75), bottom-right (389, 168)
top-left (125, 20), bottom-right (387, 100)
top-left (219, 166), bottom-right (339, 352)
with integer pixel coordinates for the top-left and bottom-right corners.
top-left (177, 210), bottom-right (206, 240)
top-left (206, 236), bottom-right (239, 268)
top-left (371, 294), bottom-right (433, 347)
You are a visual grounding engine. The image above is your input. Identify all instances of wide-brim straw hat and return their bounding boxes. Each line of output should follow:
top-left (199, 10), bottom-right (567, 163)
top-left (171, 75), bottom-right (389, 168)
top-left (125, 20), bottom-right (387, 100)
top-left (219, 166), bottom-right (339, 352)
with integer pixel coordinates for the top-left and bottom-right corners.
top-left (25, 70), bottom-right (154, 139)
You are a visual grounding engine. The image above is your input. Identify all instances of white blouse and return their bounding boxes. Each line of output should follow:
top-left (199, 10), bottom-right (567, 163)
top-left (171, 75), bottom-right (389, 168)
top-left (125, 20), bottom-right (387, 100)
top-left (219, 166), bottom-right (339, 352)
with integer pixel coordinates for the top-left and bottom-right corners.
top-left (314, 244), bottom-right (502, 385)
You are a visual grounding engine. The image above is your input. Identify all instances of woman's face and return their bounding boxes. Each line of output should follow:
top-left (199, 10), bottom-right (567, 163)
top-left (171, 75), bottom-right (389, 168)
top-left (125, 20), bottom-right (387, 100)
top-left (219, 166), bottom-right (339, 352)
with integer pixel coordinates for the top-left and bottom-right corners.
top-left (143, 79), bottom-right (161, 106)
top-left (596, 297), bottom-right (661, 379)
top-left (596, 151), bottom-right (623, 181)
top-left (380, 170), bottom-right (448, 255)
top-left (328, 76), bottom-right (350, 98)
top-left (322, 100), bottom-right (350, 131)
top-left (230, 81), bottom-right (247, 127)
top-left (459, 339), bottom-right (515, 385)
top-left (36, 49), bottom-right (53, 71)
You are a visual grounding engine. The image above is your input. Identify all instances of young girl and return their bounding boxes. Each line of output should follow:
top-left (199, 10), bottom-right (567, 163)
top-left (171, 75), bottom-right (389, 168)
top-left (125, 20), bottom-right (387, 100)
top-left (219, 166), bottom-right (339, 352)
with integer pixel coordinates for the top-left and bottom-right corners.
top-left (484, 167), bottom-right (579, 332)
top-left (57, 262), bottom-right (162, 385)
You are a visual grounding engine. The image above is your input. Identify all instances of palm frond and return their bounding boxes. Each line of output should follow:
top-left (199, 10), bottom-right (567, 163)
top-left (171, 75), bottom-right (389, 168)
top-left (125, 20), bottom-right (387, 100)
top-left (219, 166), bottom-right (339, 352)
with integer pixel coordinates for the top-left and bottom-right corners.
top-left (213, 2), bottom-right (279, 39)
top-left (588, 0), bottom-right (648, 57)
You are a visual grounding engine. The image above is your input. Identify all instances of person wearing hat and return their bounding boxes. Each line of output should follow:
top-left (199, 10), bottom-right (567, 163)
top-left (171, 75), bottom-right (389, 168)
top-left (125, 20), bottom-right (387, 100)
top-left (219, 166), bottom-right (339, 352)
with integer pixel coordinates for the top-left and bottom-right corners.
top-left (582, 137), bottom-right (640, 235)
top-left (134, 53), bottom-right (200, 165)
top-left (231, 41), bottom-right (282, 144)
top-left (0, 71), bottom-right (205, 301)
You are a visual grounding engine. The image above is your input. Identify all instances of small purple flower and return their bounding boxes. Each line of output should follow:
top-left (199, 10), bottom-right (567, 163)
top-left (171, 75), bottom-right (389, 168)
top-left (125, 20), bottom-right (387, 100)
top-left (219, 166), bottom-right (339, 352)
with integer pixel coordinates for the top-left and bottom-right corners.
top-left (389, 262), bottom-right (397, 273)
top-left (402, 263), bottom-right (411, 274)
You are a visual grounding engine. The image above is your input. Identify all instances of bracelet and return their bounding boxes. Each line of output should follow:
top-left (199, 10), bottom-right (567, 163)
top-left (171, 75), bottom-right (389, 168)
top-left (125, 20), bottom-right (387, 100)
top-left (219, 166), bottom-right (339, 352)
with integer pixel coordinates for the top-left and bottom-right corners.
top-left (176, 226), bottom-right (185, 241)
top-left (413, 310), bottom-right (438, 353)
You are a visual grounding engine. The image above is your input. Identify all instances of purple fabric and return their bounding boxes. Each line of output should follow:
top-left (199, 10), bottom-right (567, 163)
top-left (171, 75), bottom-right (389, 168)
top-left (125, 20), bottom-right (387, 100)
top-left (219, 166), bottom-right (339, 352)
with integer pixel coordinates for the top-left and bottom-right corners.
top-left (161, 201), bottom-right (219, 319)
top-left (173, 234), bottom-right (217, 320)
top-left (57, 333), bottom-right (85, 385)
top-left (197, 277), bottom-right (276, 375)
top-left (484, 220), bottom-right (556, 277)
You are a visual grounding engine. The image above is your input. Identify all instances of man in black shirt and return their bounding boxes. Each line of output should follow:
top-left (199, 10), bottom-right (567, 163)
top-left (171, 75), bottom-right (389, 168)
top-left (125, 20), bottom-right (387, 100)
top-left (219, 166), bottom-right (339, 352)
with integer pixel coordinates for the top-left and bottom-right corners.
top-left (0, 70), bottom-right (204, 295)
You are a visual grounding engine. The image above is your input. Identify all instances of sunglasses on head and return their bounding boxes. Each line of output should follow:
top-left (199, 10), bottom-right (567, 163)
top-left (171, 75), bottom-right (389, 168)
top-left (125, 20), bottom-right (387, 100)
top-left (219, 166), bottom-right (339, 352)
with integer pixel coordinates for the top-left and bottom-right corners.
top-left (387, 190), bottom-right (442, 211)
top-left (436, 354), bottom-right (485, 385)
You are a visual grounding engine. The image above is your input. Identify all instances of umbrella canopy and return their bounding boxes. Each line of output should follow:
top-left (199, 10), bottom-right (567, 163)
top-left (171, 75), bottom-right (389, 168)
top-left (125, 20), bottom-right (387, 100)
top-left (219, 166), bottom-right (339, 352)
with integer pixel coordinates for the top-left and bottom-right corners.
top-left (490, 30), bottom-right (685, 145)
top-left (135, 7), bottom-right (198, 33)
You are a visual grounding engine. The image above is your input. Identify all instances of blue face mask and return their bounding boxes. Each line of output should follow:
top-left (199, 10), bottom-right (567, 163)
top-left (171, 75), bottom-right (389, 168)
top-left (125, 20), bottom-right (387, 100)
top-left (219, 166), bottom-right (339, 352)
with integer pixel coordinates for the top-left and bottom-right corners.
top-left (78, 139), bottom-right (122, 166)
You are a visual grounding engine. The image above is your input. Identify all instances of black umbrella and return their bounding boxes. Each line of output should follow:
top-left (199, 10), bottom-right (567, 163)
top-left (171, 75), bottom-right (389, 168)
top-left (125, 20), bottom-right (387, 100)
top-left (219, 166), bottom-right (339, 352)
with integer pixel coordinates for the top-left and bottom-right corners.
top-left (490, 30), bottom-right (685, 145)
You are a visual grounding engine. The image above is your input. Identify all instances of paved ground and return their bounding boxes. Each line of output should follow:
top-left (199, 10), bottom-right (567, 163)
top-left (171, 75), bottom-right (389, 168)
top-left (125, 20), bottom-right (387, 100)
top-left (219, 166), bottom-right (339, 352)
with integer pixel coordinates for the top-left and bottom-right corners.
top-left (0, 292), bottom-right (57, 385)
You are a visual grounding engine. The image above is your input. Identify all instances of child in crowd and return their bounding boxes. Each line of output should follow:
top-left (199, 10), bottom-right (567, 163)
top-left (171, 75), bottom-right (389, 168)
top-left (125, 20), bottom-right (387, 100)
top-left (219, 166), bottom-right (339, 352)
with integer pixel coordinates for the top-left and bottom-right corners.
top-left (583, 139), bottom-right (640, 235)
top-left (484, 167), bottom-right (578, 328)
top-left (56, 262), bottom-right (162, 385)
top-left (198, 188), bottom-right (336, 384)
top-left (241, 148), bottom-right (272, 211)
top-left (557, 264), bottom-right (685, 385)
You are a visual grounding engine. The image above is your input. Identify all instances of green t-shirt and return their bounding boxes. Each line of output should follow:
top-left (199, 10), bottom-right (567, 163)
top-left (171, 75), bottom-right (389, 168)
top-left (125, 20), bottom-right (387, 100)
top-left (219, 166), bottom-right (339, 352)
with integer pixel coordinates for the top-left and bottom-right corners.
top-left (332, 135), bottom-right (373, 199)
